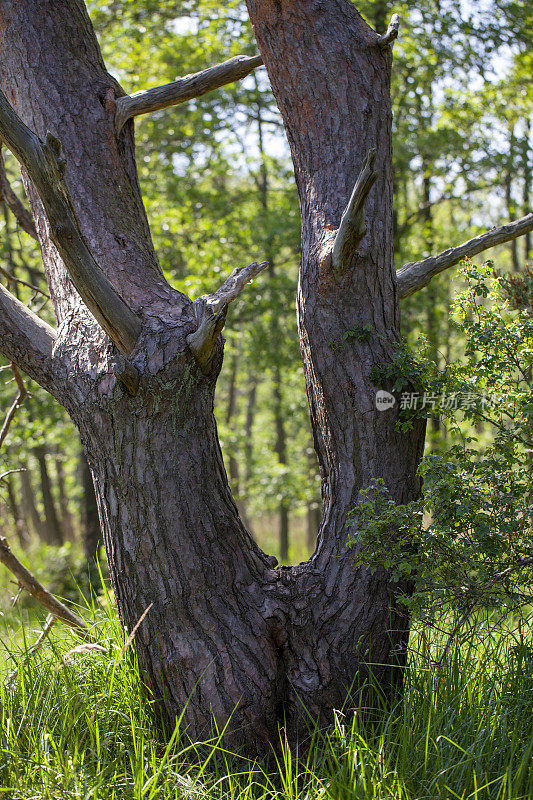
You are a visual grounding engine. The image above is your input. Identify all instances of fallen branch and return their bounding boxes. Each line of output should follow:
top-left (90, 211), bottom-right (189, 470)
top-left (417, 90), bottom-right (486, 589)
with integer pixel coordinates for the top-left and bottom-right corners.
top-left (397, 213), bottom-right (533, 298)
top-left (0, 537), bottom-right (89, 636)
top-left (331, 149), bottom-right (377, 282)
top-left (187, 260), bottom-right (268, 374)
top-left (115, 54), bottom-right (263, 133)
top-left (7, 614), bottom-right (56, 682)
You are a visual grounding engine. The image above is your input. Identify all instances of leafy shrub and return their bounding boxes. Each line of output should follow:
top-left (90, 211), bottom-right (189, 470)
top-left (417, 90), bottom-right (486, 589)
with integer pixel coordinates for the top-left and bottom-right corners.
top-left (350, 261), bottom-right (533, 630)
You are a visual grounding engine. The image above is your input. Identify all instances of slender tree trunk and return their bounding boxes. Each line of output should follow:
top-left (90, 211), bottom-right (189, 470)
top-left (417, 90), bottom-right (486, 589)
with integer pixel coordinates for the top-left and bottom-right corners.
top-left (506, 130), bottom-right (519, 271)
top-left (243, 373), bottom-right (258, 539)
top-left (19, 461), bottom-right (47, 542)
top-left (306, 441), bottom-right (320, 555)
top-left (273, 364), bottom-right (289, 562)
top-left (225, 350), bottom-right (240, 495)
top-left (223, 349), bottom-right (254, 531)
top-left (5, 475), bottom-right (30, 549)
top-left (244, 374), bottom-right (257, 489)
top-left (422, 170), bottom-right (440, 435)
top-left (306, 502), bottom-right (320, 556)
top-left (56, 456), bottom-right (76, 541)
top-left (1, 0), bottom-right (426, 753)
top-left (255, 89), bottom-right (292, 562)
top-left (35, 445), bottom-right (64, 545)
top-left (523, 120), bottom-right (531, 263)
top-left (371, 0), bottom-right (390, 34)
top-left (80, 450), bottom-right (102, 561)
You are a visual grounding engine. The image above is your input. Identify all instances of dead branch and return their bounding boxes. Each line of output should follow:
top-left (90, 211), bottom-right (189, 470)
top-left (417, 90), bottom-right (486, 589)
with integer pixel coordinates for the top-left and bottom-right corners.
top-left (115, 54), bottom-right (263, 133)
top-left (0, 537), bottom-right (89, 635)
top-left (397, 213), bottom-right (533, 298)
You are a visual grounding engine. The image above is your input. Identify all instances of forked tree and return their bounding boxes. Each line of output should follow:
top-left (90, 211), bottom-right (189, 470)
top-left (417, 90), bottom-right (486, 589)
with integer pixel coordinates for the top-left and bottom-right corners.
top-left (0, 0), bottom-right (531, 753)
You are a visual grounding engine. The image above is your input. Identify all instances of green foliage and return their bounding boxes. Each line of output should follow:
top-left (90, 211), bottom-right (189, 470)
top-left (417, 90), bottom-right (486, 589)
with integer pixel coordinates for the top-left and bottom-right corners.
top-left (342, 323), bottom-right (372, 344)
top-left (369, 339), bottom-right (436, 430)
top-left (350, 263), bottom-right (533, 625)
top-left (3, 0), bottom-right (529, 561)
top-left (369, 340), bottom-right (433, 396)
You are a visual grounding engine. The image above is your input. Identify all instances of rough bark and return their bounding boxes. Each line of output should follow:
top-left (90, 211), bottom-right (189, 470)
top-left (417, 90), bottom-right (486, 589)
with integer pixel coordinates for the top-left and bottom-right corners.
top-left (1, 0), bottom-right (427, 753)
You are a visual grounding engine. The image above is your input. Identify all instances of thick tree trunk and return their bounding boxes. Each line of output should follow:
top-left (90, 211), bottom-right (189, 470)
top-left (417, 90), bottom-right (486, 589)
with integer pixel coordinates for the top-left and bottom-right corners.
top-left (245, 0), bottom-right (426, 722)
top-left (1, 0), bottom-right (426, 753)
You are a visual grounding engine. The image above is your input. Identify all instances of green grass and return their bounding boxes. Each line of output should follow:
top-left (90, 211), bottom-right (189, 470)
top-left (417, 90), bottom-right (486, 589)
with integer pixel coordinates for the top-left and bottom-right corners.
top-left (0, 594), bottom-right (532, 799)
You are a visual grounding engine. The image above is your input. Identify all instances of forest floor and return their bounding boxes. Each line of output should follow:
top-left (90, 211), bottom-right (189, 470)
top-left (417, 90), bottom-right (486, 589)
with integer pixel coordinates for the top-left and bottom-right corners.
top-left (0, 580), bottom-right (532, 800)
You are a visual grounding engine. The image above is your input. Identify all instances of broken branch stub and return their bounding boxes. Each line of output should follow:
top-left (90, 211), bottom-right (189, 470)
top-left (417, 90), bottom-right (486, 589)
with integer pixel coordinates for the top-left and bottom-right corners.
top-left (378, 14), bottom-right (400, 48)
top-left (187, 260), bottom-right (268, 374)
top-left (331, 149), bottom-right (378, 283)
